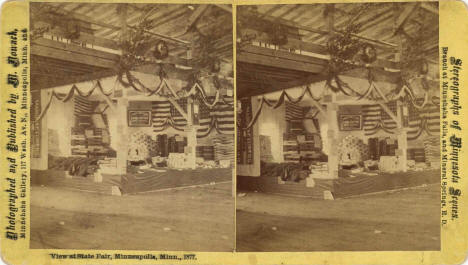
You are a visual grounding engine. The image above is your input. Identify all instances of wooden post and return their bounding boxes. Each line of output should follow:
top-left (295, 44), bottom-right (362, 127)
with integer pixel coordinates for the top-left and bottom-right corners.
top-left (394, 3), bottom-right (408, 172)
top-left (326, 94), bottom-right (339, 179)
top-left (185, 97), bottom-right (197, 169)
top-left (115, 4), bottom-right (129, 175)
top-left (325, 4), bottom-right (339, 179)
top-left (396, 101), bottom-right (408, 172)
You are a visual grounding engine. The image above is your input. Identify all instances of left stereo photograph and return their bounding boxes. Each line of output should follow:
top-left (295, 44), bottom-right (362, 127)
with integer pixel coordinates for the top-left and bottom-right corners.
top-left (29, 3), bottom-right (234, 251)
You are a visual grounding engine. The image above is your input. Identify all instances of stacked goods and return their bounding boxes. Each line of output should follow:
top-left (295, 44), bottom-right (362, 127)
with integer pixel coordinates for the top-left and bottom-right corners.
top-left (283, 133), bottom-right (299, 162)
top-left (156, 134), bottom-right (168, 157)
top-left (368, 137), bottom-right (397, 160)
top-left (155, 134), bottom-right (187, 157)
top-left (71, 127), bottom-right (87, 156)
top-left (368, 138), bottom-right (380, 160)
top-left (98, 158), bottom-right (119, 174)
top-left (71, 127), bottom-right (112, 157)
top-left (298, 133), bottom-right (322, 162)
top-left (75, 113), bottom-right (92, 128)
top-left (196, 146), bottom-right (204, 158)
top-left (174, 135), bottom-right (187, 153)
top-left (167, 136), bottom-right (176, 154)
top-left (408, 148), bottom-right (426, 162)
top-left (167, 153), bottom-right (186, 168)
top-left (213, 134), bottom-right (235, 164)
top-left (308, 162), bottom-right (328, 179)
top-left (202, 146), bottom-right (215, 161)
top-left (423, 136), bottom-right (440, 168)
top-left (196, 146), bottom-right (215, 161)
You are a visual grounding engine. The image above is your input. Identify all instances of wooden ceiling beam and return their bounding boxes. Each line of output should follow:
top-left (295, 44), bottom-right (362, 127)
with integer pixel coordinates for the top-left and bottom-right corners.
top-left (185, 5), bottom-right (210, 32)
top-left (45, 4), bottom-right (190, 46)
top-left (215, 4), bottom-right (231, 13)
top-left (31, 69), bottom-right (116, 90)
top-left (393, 2), bottom-right (419, 34)
top-left (237, 44), bottom-right (327, 74)
top-left (306, 7), bottom-right (393, 45)
top-left (421, 3), bottom-right (438, 15)
top-left (240, 9), bottom-right (397, 51)
top-left (32, 37), bottom-right (119, 69)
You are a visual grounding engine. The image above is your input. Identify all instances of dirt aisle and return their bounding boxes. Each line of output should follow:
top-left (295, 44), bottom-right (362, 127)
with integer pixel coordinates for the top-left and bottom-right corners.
top-left (31, 183), bottom-right (234, 251)
top-left (236, 184), bottom-right (440, 251)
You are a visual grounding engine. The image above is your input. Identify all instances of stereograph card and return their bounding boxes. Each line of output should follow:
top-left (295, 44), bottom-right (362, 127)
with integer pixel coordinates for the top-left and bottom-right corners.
top-left (0, 0), bottom-right (467, 264)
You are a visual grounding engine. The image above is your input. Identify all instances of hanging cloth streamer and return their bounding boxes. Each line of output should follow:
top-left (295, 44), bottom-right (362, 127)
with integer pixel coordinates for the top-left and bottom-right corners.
top-left (238, 85), bottom-right (324, 131)
top-left (34, 80), bottom-right (113, 122)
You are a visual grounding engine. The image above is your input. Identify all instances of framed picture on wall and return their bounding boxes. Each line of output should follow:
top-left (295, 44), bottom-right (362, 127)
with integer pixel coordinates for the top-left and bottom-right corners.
top-left (339, 114), bottom-right (362, 131)
top-left (128, 110), bottom-right (152, 127)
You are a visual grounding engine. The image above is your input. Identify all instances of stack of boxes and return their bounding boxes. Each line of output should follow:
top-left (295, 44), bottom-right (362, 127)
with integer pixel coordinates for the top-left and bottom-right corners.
top-left (423, 136), bottom-right (440, 168)
top-left (308, 162), bottom-right (328, 179)
top-left (71, 127), bottom-right (110, 157)
top-left (283, 133), bottom-right (300, 163)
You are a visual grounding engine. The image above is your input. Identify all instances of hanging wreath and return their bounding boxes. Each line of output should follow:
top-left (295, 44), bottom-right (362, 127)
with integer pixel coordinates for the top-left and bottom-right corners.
top-left (359, 43), bottom-right (377, 64)
top-left (153, 40), bottom-right (169, 59)
top-left (325, 17), bottom-right (377, 97)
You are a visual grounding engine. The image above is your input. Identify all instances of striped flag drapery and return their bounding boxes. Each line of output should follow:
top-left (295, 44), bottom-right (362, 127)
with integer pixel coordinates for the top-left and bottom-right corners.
top-left (362, 101), bottom-right (440, 140)
top-left (151, 96), bottom-right (234, 138)
top-left (285, 101), bottom-right (306, 121)
top-left (362, 102), bottom-right (398, 136)
top-left (407, 101), bottom-right (440, 140)
top-left (74, 95), bottom-right (97, 116)
top-left (197, 96), bottom-right (235, 137)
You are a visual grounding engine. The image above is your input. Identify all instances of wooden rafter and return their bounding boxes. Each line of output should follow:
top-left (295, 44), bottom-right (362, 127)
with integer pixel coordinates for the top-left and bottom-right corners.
top-left (32, 37), bottom-right (119, 69)
top-left (393, 2), bottom-right (419, 34)
top-left (241, 9), bottom-right (397, 50)
top-left (42, 4), bottom-right (190, 46)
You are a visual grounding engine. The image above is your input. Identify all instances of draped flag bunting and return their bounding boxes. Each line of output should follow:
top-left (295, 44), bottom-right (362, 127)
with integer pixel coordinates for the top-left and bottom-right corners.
top-left (285, 101), bottom-right (305, 121)
top-left (34, 81), bottom-right (113, 122)
top-left (74, 95), bottom-right (97, 116)
top-left (151, 96), bottom-right (234, 138)
top-left (407, 100), bottom-right (440, 140)
top-left (362, 103), bottom-right (398, 136)
top-left (362, 100), bottom-right (439, 140)
top-left (237, 85), bottom-right (325, 130)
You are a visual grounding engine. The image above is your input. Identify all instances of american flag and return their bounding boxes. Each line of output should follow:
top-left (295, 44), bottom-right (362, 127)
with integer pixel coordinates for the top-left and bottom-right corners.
top-left (74, 95), bottom-right (97, 115)
top-left (362, 102), bottom-right (397, 136)
top-left (285, 101), bottom-right (305, 121)
top-left (196, 95), bottom-right (234, 137)
top-left (151, 101), bottom-right (173, 132)
top-left (407, 100), bottom-right (439, 140)
top-left (362, 101), bottom-right (439, 140)
top-left (151, 96), bottom-right (234, 138)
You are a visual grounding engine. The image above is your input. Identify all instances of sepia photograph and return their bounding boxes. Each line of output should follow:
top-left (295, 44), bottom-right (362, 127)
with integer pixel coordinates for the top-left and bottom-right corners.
top-left (29, 2), bottom-right (234, 251)
top-left (236, 3), bottom-right (440, 251)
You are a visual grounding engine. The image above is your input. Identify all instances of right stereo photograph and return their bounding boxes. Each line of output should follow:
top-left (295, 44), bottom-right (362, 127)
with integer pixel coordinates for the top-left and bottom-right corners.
top-left (235, 3), bottom-right (440, 251)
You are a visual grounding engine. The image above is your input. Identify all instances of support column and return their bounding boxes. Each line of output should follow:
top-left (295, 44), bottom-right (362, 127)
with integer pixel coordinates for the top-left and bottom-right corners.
top-left (326, 95), bottom-right (339, 179)
top-left (116, 98), bottom-right (129, 175)
top-left (185, 97), bottom-right (197, 169)
top-left (116, 3), bottom-right (129, 175)
top-left (396, 101), bottom-right (408, 172)
top-left (394, 4), bottom-right (408, 172)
